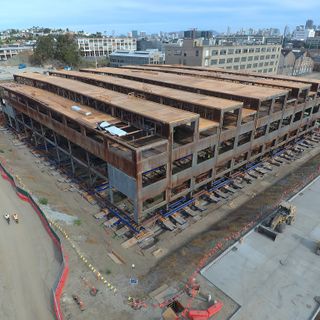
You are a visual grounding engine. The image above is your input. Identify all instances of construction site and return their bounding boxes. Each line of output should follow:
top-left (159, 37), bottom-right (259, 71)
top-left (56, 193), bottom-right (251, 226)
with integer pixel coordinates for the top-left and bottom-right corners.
top-left (0, 65), bottom-right (320, 320)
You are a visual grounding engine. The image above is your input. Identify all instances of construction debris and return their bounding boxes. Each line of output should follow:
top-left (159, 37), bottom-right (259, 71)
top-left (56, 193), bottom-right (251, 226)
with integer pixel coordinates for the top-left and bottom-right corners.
top-left (72, 294), bottom-right (85, 311)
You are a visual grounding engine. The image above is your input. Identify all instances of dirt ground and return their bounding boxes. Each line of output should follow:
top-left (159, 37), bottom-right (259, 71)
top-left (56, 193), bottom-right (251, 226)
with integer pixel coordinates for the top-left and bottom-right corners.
top-left (0, 127), bottom-right (162, 320)
top-left (0, 125), bottom-right (320, 320)
top-left (0, 173), bottom-right (60, 320)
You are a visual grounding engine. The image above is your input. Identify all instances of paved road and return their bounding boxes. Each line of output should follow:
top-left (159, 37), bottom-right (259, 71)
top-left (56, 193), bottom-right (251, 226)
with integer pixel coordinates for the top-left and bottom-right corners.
top-left (0, 176), bottom-right (60, 320)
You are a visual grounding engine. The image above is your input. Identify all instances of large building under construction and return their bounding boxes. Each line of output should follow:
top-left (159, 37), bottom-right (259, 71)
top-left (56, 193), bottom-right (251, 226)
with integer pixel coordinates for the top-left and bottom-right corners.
top-left (0, 66), bottom-right (319, 228)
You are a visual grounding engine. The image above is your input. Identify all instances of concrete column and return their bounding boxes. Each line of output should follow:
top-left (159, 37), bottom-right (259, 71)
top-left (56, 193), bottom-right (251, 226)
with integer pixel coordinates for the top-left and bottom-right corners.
top-left (133, 199), bottom-right (139, 224)
top-left (109, 188), bottom-right (114, 203)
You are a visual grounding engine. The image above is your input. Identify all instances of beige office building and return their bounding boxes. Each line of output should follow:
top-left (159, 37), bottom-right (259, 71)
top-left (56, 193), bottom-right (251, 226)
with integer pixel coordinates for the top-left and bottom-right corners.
top-left (165, 39), bottom-right (281, 74)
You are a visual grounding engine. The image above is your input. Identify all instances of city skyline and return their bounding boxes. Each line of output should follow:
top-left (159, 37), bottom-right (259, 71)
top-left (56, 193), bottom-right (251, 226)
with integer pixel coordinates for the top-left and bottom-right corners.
top-left (0, 0), bottom-right (319, 34)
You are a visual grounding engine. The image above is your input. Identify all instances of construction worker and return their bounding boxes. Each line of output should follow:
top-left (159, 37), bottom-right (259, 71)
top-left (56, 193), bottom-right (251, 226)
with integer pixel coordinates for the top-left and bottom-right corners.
top-left (4, 213), bottom-right (10, 224)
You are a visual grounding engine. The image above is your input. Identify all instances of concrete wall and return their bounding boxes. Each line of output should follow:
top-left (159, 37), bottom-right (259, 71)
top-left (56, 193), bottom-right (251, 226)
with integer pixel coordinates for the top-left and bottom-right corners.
top-left (165, 40), bottom-right (203, 66)
top-left (107, 163), bottom-right (137, 201)
top-left (165, 41), bottom-right (281, 73)
top-left (278, 51), bottom-right (314, 76)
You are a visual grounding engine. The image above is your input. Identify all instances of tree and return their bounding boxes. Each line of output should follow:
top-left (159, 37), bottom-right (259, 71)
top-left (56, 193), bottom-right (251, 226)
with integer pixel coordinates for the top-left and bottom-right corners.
top-left (43, 28), bottom-right (51, 34)
top-left (32, 35), bottom-right (55, 64)
top-left (32, 34), bottom-right (80, 66)
top-left (54, 34), bottom-right (80, 67)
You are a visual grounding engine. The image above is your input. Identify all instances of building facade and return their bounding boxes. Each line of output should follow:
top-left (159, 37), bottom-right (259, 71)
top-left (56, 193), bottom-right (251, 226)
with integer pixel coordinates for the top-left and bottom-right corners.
top-left (0, 46), bottom-right (33, 61)
top-left (306, 37), bottom-right (320, 49)
top-left (1, 67), bottom-right (319, 228)
top-left (184, 29), bottom-right (213, 39)
top-left (77, 37), bottom-right (137, 57)
top-left (109, 50), bottom-right (165, 67)
top-left (137, 38), bottom-right (163, 51)
top-left (165, 39), bottom-right (281, 74)
top-left (214, 34), bottom-right (283, 45)
top-left (278, 50), bottom-right (314, 76)
top-left (292, 28), bottom-right (315, 41)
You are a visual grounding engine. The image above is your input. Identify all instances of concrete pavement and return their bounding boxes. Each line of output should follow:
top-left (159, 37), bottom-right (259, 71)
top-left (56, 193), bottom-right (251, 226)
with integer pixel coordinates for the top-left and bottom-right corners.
top-left (202, 176), bottom-right (320, 320)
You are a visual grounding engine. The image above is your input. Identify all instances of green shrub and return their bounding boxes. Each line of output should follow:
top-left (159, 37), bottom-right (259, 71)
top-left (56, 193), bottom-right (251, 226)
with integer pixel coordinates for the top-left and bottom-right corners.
top-left (39, 197), bottom-right (48, 205)
top-left (105, 268), bottom-right (112, 275)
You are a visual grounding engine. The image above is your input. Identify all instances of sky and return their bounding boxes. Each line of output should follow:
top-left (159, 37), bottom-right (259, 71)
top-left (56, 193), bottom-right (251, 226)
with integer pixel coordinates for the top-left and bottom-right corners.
top-left (0, 0), bottom-right (319, 34)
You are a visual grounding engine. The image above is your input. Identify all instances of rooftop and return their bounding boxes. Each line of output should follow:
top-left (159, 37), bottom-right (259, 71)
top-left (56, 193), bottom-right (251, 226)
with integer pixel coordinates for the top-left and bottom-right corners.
top-left (1, 82), bottom-right (117, 127)
top-left (0, 82), bottom-right (166, 149)
top-left (0, 46), bottom-right (32, 51)
top-left (14, 72), bottom-right (199, 125)
top-left (81, 67), bottom-right (288, 100)
top-left (110, 50), bottom-right (161, 57)
top-left (166, 65), bottom-right (320, 88)
top-left (51, 70), bottom-right (243, 111)
top-left (125, 65), bottom-right (311, 91)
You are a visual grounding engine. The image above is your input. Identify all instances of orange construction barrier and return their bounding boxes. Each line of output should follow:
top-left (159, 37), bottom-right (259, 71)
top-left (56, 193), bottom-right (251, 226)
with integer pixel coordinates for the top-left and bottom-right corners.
top-left (188, 301), bottom-right (223, 320)
top-left (207, 301), bottom-right (223, 317)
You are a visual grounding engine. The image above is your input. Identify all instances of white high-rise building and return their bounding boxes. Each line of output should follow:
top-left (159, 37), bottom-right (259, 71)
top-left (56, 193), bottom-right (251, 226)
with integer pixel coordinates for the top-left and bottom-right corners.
top-left (292, 28), bottom-right (315, 41)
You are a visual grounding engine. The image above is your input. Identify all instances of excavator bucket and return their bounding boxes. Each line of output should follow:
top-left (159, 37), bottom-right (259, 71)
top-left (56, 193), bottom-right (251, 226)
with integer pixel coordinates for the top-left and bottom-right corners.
top-left (257, 225), bottom-right (278, 241)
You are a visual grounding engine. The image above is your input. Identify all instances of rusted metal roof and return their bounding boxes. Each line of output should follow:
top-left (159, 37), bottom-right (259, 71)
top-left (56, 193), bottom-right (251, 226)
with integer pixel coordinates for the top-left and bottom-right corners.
top-left (0, 82), bottom-right (118, 128)
top-left (13, 72), bottom-right (199, 125)
top-left (242, 108), bottom-right (257, 117)
top-left (51, 70), bottom-right (243, 111)
top-left (160, 65), bottom-right (320, 88)
top-left (123, 65), bottom-right (311, 91)
top-left (199, 118), bottom-right (220, 131)
top-left (81, 67), bottom-right (288, 100)
top-left (0, 82), bottom-right (168, 149)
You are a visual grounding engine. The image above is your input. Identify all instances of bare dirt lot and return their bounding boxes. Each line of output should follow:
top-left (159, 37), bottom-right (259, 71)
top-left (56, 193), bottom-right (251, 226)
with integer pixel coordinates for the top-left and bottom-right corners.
top-left (0, 125), bottom-right (320, 320)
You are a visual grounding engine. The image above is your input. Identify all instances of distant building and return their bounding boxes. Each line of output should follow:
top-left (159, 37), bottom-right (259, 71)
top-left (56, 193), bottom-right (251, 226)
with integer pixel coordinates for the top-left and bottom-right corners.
top-left (184, 29), bottom-right (198, 39)
top-left (165, 39), bottom-right (281, 74)
top-left (184, 29), bottom-right (213, 39)
top-left (214, 34), bottom-right (283, 45)
top-left (313, 56), bottom-right (320, 71)
top-left (0, 46), bottom-right (33, 61)
top-left (305, 19), bottom-right (314, 29)
top-left (200, 30), bottom-right (213, 39)
top-left (292, 28), bottom-right (315, 41)
top-left (137, 38), bottom-right (163, 51)
top-left (109, 49), bottom-right (165, 67)
top-left (305, 49), bottom-right (320, 72)
top-left (77, 37), bottom-right (137, 57)
top-left (277, 49), bottom-right (314, 76)
top-left (306, 37), bottom-right (320, 49)
top-left (283, 25), bottom-right (290, 38)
